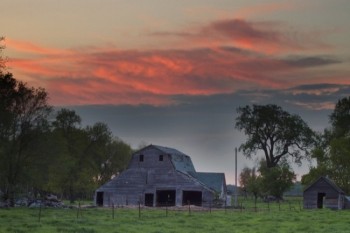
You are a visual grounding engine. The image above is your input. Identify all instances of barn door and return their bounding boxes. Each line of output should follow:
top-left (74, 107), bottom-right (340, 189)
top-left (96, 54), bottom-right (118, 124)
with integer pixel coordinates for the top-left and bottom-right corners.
top-left (145, 193), bottom-right (154, 207)
top-left (96, 192), bottom-right (104, 206)
top-left (317, 192), bottom-right (326, 208)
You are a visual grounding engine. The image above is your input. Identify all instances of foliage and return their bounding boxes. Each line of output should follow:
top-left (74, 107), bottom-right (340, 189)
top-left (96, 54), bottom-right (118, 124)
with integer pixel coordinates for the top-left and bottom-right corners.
top-left (240, 160), bottom-right (295, 200)
top-left (235, 104), bottom-right (316, 168)
top-left (0, 67), bottom-right (132, 204)
top-left (302, 97), bottom-right (350, 193)
top-left (48, 109), bottom-right (132, 202)
top-left (258, 160), bottom-right (296, 199)
top-left (239, 167), bottom-right (261, 200)
top-left (330, 97), bottom-right (350, 137)
top-left (0, 72), bottom-right (52, 205)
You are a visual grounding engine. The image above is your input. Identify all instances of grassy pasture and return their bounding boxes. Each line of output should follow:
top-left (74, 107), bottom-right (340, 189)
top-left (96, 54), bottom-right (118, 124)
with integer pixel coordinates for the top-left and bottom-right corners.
top-left (1, 201), bottom-right (350, 233)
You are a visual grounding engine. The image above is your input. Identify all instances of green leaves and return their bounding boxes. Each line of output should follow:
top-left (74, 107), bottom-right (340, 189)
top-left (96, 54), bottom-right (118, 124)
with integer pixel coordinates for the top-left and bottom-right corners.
top-left (0, 72), bottom-right (52, 205)
top-left (0, 73), bottom-right (132, 204)
top-left (303, 96), bottom-right (350, 192)
top-left (235, 104), bottom-right (316, 167)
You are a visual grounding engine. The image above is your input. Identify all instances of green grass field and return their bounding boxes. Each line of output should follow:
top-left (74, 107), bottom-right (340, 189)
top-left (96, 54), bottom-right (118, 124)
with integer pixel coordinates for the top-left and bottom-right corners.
top-left (1, 202), bottom-right (350, 233)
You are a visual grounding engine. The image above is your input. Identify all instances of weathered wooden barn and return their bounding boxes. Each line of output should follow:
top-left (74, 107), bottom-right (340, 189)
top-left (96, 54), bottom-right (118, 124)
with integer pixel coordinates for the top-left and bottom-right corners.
top-left (303, 176), bottom-right (346, 209)
top-left (95, 145), bottom-right (227, 207)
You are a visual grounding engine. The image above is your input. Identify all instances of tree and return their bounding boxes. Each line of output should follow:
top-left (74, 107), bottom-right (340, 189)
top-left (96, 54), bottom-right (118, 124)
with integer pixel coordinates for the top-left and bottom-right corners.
top-left (0, 73), bottom-right (52, 205)
top-left (235, 104), bottom-right (316, 168)
top-left (239, 167), bottom-right (261, 201)
top-left (90, 136), bottom-right (133, 187)
top-left (48, 109), bottom-right (133, 202)
top-left (258, 160), bottom-right (296, 200)
top-left (330, 97), bottom-right (350, 137)
top-left (48, 109), bottom-right (88, 202)
top-left (302, 97), bottom-right (350, 193)
top-left (309, 97), bottom-right (350, 190)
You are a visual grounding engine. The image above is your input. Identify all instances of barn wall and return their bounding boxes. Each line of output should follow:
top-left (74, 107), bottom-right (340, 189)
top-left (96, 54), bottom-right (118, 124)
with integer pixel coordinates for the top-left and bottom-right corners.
top-left (95, 146), bottom-right (224, 207)
top-left (303, 178), bottom-right (344, 209)
top-left (128, 147), bottom-right (175, 170)
top-left (96, 168), bottom-right (215, 207)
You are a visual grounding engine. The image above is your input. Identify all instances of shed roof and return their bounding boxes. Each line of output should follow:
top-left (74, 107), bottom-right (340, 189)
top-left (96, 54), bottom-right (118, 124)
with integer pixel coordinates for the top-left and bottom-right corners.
top-left (303, 176), bottom-right (345, 194)
top-left (188, 172), bottom-right (225, 193)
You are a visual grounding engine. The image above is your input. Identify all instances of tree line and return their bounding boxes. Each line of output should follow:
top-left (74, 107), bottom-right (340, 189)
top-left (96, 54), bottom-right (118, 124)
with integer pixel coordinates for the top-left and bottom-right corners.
top-left (0, 40), bottom-right (132, 206)
top-left (237, 98), bottom-right (350, 200)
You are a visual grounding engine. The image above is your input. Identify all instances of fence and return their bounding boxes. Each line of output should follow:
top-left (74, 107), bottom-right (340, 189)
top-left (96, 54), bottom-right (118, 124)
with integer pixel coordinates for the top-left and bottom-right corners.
top-left (98, 197), bottom-right (306, 219)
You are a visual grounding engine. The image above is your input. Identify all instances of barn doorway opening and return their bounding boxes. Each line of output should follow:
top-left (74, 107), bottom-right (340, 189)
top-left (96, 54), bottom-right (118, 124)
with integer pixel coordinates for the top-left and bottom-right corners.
top-left (317, 192), bottom-right (326, 208)
top-left (156, 190), bottom-right (176, 206)
top-left (145, 193), bottom-right (154, 207)
top-left (182, 191), bottom-right (202, 206)
top-left (96, 192), bottom-right (104, 206)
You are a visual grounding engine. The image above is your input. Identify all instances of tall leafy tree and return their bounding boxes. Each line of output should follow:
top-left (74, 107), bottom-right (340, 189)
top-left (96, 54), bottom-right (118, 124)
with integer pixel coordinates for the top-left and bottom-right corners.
top-left (49, 109), bottom-right (87, 202)
top-left (235, 104), bottom-right (316, 168)
top-left (330, 97), bottom-right (350, 137)
top-left (49, 109), bottom-right (133, 202)
top-left (0, 73), bottom-right (52, 205)
top-left (303, 97), bottom-right (350, 192)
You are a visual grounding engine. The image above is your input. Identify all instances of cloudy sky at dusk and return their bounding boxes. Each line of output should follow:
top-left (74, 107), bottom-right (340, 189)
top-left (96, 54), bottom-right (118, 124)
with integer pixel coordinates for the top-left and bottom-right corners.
top-left (2, 0), bottom-right (350, 184)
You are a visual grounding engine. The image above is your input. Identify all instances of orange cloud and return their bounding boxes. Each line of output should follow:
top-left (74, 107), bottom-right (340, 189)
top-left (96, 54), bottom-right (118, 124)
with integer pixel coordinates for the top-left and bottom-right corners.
top-left (5, 29), bottom-right (343, 106)
top-left (6, 38), bottom-right (72, 55)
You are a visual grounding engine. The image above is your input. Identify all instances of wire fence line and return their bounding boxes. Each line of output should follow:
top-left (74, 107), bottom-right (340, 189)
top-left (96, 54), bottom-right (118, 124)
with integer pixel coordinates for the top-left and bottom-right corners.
top-left (98, 198), bottom-right (307, 219)
top-left (25, 197), bottom-right (322, 223)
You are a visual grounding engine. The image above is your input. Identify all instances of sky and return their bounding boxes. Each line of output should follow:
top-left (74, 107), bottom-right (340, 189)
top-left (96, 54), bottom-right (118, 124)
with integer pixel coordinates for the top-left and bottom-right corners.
top-left (1, 0), bottom-right (350, 184)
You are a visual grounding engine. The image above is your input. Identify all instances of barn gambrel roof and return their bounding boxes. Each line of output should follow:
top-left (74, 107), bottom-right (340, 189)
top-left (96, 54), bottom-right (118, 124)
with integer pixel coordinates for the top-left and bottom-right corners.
top-left (97, 145), bottom-right (226, 196)
top-left (151, 145), bottom-right (196, 173)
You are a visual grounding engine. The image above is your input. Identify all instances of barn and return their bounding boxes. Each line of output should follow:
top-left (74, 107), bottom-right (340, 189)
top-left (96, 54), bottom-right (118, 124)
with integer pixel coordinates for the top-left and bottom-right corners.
top-left (95, 145), bottom-right (227, 207)
top-left (303, 176), bottom-right (346, 209)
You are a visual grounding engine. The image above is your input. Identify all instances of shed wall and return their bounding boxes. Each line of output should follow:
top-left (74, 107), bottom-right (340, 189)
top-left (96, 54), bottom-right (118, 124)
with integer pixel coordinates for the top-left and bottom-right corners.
top-left (303, 178), bottom-right (344, 209)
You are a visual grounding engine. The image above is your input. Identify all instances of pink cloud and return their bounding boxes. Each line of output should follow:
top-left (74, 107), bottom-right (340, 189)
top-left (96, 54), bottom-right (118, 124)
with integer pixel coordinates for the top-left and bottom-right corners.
top-left (5, 21), bottom-right (342, 107)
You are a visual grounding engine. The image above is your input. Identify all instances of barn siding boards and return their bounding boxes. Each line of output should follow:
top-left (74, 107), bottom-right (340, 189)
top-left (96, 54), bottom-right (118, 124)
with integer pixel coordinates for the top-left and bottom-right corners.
top-left (95, 145), bottom-right (227, 207)
top-left (303, 176), bottom-right (346, 210)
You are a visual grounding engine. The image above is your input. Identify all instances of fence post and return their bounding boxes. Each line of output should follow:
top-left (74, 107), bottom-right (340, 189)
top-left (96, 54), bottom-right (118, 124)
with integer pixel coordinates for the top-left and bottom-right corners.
top-left (254, 198), bottom-right (257, 212)
top-left (278, 201), bottom-right (281, 211)
top-left (188, 200), bottom-right (191, 216)
top-left (225, 199), bottom-right (227, 214)
top-left (112, 202), bottom-right (115, 219)
top-left (267, 201), bottom-right (270, 212)
top-left (166, 202), bottom-right (168, 217)
top-left (38, 199), bottom-right (42, 223)
top-left (209, 200), bottom-right (211, 214)
top-left (138, 201), bottom-right (141, 218)
top-left (76, 201), bottom-right (81, 219)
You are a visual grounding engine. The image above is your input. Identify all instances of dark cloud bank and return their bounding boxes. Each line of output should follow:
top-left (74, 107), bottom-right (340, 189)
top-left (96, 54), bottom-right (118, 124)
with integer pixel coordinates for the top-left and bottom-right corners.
top-left (65, 84), bottom-right (349, 183)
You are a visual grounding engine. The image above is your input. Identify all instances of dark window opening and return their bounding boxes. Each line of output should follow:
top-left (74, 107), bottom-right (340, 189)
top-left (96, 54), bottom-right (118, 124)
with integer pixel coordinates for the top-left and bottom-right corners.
top-left (156, 190), bottom-right (176, 207)
top-left (182, 191), bottom-right (202, 206)
top-left (145, 193), bottom-right (154, 207)
top-left (317, 192), bottom-right (326, 208)
top-left (96, 192), bottom-right (104, 206)
top-left (159, 155), bottom-right (163, 161)
top-left (139, 154), bottom-right (144, 162)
